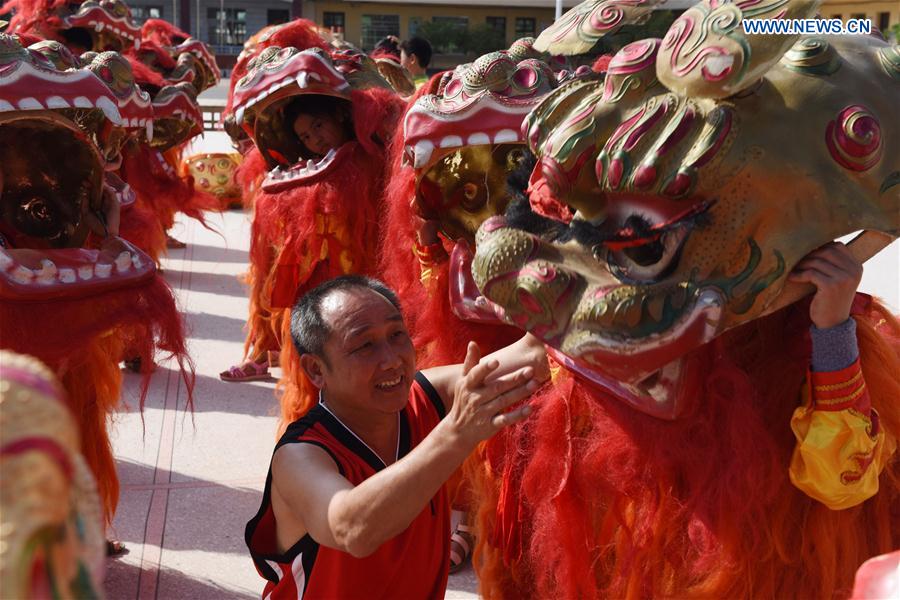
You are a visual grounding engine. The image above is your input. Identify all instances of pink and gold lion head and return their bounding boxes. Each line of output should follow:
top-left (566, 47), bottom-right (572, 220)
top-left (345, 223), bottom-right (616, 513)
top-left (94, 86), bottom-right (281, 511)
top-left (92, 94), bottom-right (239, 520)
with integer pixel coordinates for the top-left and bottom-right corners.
top-left (138, 19), bottom-right (220, 93)
top-left (232, 46), bottom-right (391, 191)
top-left (403, 38), bottom-right (583, 245)
top-left (0, 351), bottom-right (105, 599)
top-left (2, 0), bottom-right (141, 53)
top-left (0, 33), bottom-right (159, 300)
top-left (472, 0), bottom-right (900, 418)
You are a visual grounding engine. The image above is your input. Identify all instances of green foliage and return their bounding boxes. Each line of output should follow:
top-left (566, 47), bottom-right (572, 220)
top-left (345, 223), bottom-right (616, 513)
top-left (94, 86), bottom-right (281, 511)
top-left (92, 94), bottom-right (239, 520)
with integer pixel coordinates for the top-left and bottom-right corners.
top-left (418, 19), bottom-right (467, 54)
top-left (418, 19), bottom-right (507, 56)
top-left (466, 23), bottom-right (507, 56)
top-left (890, 22), bottom-right (900, 42)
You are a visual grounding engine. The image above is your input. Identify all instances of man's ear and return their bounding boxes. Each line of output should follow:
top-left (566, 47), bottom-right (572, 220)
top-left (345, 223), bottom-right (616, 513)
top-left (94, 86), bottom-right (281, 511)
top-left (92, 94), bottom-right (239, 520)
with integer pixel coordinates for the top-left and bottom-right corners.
top-left (300, 353), bottom-right (326, 389)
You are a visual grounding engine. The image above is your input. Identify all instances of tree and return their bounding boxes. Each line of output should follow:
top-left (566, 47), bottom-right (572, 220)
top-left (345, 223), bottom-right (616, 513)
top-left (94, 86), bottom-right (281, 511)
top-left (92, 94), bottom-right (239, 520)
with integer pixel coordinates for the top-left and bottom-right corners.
top-left (418, 20), bottom-right (467, 54)
top-left (419, 19), bottom-right (508, 56)
top-left (465, 23), bottom-right (507, 56)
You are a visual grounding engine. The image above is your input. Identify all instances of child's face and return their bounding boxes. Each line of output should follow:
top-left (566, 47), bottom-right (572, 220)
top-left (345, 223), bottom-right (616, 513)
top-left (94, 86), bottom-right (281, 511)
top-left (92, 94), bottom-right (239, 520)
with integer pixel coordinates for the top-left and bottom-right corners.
top-left (292, 112), bottom-right (348, 157)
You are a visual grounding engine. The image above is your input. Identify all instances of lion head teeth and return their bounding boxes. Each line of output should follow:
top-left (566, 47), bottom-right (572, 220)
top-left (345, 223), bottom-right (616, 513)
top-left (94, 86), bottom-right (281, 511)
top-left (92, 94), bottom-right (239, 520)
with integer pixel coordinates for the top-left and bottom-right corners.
top-left (78, 265), bottom-right (94, 280)
top-left (58, 268), bottom-right (77, 283)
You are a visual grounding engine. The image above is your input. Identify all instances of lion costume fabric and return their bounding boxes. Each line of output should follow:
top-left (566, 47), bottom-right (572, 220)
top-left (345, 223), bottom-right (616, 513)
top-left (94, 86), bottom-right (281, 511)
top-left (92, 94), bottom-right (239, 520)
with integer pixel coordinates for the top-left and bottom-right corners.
top-left (451, 0), bottom-right (900, 597)
top-left (0, 33), bottom-right (193, 524)
top-left (225, 28), bottom-right (405, 427)
top-left (3, 0), bottom-right (222, 263)
top-left (0, 351), bottom-right (107, 599)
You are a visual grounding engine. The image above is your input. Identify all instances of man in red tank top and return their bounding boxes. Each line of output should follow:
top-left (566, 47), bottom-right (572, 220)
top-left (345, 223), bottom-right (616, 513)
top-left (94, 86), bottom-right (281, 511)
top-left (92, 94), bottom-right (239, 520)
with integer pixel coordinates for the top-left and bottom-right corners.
top-left (246, 275), bottom-right (548, 599)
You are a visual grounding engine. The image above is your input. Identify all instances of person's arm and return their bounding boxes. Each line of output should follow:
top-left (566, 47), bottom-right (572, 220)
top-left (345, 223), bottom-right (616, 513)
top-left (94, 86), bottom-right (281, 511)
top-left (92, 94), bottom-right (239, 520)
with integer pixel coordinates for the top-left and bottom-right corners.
top-left (787, 242), bottom-right (893, 509)
top-left (272, 343), bottom-right (538, 557)
top-left (421, 333), bottom-right (549, 412)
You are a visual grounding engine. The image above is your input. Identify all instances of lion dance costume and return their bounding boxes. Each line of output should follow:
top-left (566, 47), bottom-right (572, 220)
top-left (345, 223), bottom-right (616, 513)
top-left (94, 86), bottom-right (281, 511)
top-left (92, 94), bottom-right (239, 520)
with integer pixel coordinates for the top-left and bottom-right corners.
top-left (0, 351), bottom-right (106, 598)
top-left (223, 23), bottom-right (404, 426)
top-left (0, 30), bottom-right (192, 527)
top-left (428, 0), bottom-right (900, 597)
top-left (381, 38), bottom-right (578, 368)
top-left (1, 0), bottom-right (220, 262)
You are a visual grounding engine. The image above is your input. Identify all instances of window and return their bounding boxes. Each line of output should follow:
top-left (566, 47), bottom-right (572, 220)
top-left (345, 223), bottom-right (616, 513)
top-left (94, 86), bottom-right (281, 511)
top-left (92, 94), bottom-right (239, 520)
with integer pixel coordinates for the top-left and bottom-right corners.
top-left (323, 11), bottom-right (345, 32)
top-left (267, 9), bottom-right (290, 26)
top-left (878, 12), bottom-right (889, 31)
top-left (487, 16), bottom-right (506, 34)
top-left (207, 8), bottom-right (247, 46)
top-left (409, 16), bottom-right (423, 37)
top-left (515, 17), bottom-right (536, 38)
top-left (486, 16), bottom-right (506, 47)
top-left (850, 13), bottom-right (866, 19)
top-left (360, 14), bottom-right (399, 50)
top-left (130, 6), bottom-right (162, 25)
top-left (832, 14), bottom-right (842, 20)
top-left (433, 16), bottom-right (468, 29)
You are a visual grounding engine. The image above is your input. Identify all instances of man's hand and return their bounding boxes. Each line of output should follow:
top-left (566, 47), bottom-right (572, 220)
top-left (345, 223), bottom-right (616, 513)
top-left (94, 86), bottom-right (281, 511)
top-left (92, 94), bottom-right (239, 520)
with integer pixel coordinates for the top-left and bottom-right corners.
top-left (788, 242), bottom-right (863, 329)
top-left (445, 342), bottom-right (537, 447)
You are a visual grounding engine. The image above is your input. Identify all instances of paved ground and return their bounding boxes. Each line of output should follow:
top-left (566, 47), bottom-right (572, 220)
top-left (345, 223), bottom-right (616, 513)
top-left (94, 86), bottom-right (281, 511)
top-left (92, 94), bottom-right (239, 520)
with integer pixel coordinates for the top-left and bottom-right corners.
top-left (103, 208), bottom-right (898, 599)
top-left (104, 211), bottom-right (479, 599)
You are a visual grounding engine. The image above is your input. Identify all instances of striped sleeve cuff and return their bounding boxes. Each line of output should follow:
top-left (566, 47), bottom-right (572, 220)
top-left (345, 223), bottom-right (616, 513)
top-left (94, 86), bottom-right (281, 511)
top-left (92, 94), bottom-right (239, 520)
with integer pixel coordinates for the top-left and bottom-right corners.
top-left (810, 358), bottom-right (869, 413)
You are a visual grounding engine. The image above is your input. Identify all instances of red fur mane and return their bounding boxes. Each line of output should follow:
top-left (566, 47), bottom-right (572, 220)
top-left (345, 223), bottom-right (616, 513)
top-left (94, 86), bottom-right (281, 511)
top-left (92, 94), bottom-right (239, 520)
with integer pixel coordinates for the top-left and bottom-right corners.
top-left (472, 299), bottom-right (900, 598)
top-left (141, 18), bottom-right (189, 46)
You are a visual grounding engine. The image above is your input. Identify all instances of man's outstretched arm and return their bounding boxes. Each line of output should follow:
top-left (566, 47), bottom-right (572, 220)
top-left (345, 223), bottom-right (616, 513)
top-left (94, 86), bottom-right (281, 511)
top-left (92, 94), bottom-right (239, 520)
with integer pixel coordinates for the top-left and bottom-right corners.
top-left (272, 343), bottom-right (539, 558)
top-left (422, 333), bottom-right (549, 413)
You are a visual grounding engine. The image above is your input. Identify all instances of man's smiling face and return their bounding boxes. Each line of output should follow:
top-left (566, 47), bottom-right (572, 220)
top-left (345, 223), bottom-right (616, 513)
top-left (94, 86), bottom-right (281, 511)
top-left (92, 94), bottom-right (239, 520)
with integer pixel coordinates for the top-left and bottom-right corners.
top-left (317, 287), bottom-right (416, 414)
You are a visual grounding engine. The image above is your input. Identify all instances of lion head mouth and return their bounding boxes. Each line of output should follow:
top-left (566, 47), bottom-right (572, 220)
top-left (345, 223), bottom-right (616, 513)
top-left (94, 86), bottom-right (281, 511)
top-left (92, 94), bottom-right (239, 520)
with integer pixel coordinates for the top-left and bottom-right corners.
top-left (468, 193), bottom-right (769, 419)
top-left (61, 0), bottom-right (142, 53)
top-left (0, 113), bottom-right (154, 299)
top-left (262, 143), bottom-right (354, 191)
top-left (0, 113), bottom-right (104, 249)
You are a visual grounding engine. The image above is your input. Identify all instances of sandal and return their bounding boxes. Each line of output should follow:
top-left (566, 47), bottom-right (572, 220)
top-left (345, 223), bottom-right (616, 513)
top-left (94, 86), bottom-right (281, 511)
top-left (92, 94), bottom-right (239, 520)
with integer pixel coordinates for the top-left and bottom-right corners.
top-left (106, 540), bottom-right (128, 557)
top-left (449, 523), bottom-right (475, 574)
top-left (219, 358), bottom-right (271, 382)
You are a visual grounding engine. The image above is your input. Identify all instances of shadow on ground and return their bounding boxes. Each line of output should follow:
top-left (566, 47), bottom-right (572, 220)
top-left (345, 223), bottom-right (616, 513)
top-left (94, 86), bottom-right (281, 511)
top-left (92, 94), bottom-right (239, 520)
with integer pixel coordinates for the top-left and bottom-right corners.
top-left (105, 558), bottom-right (257, 599)
top-left (179, 369), bottom-right (278, 417)
top-left (183, 241), bottom-right (252, 264)
top-left (114, 458), bottom-right (264, 552)
top-left (181, 311), bottom-right (252, 343)
top-left (164, 268), bottom-right (248, 297)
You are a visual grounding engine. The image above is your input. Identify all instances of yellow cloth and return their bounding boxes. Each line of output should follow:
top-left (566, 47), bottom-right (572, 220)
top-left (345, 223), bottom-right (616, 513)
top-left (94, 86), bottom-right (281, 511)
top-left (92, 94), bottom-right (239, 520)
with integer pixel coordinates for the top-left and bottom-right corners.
top-left (789, 383), bottom-right (895, 510)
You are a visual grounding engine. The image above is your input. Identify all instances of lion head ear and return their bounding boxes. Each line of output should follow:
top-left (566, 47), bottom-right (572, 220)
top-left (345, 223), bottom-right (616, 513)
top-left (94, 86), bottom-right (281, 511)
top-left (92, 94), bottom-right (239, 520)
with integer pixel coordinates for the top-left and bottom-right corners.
top-left (534, 0), bottom-right (662, 56)
top-left (656, 0), bottom-right (820, 100)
